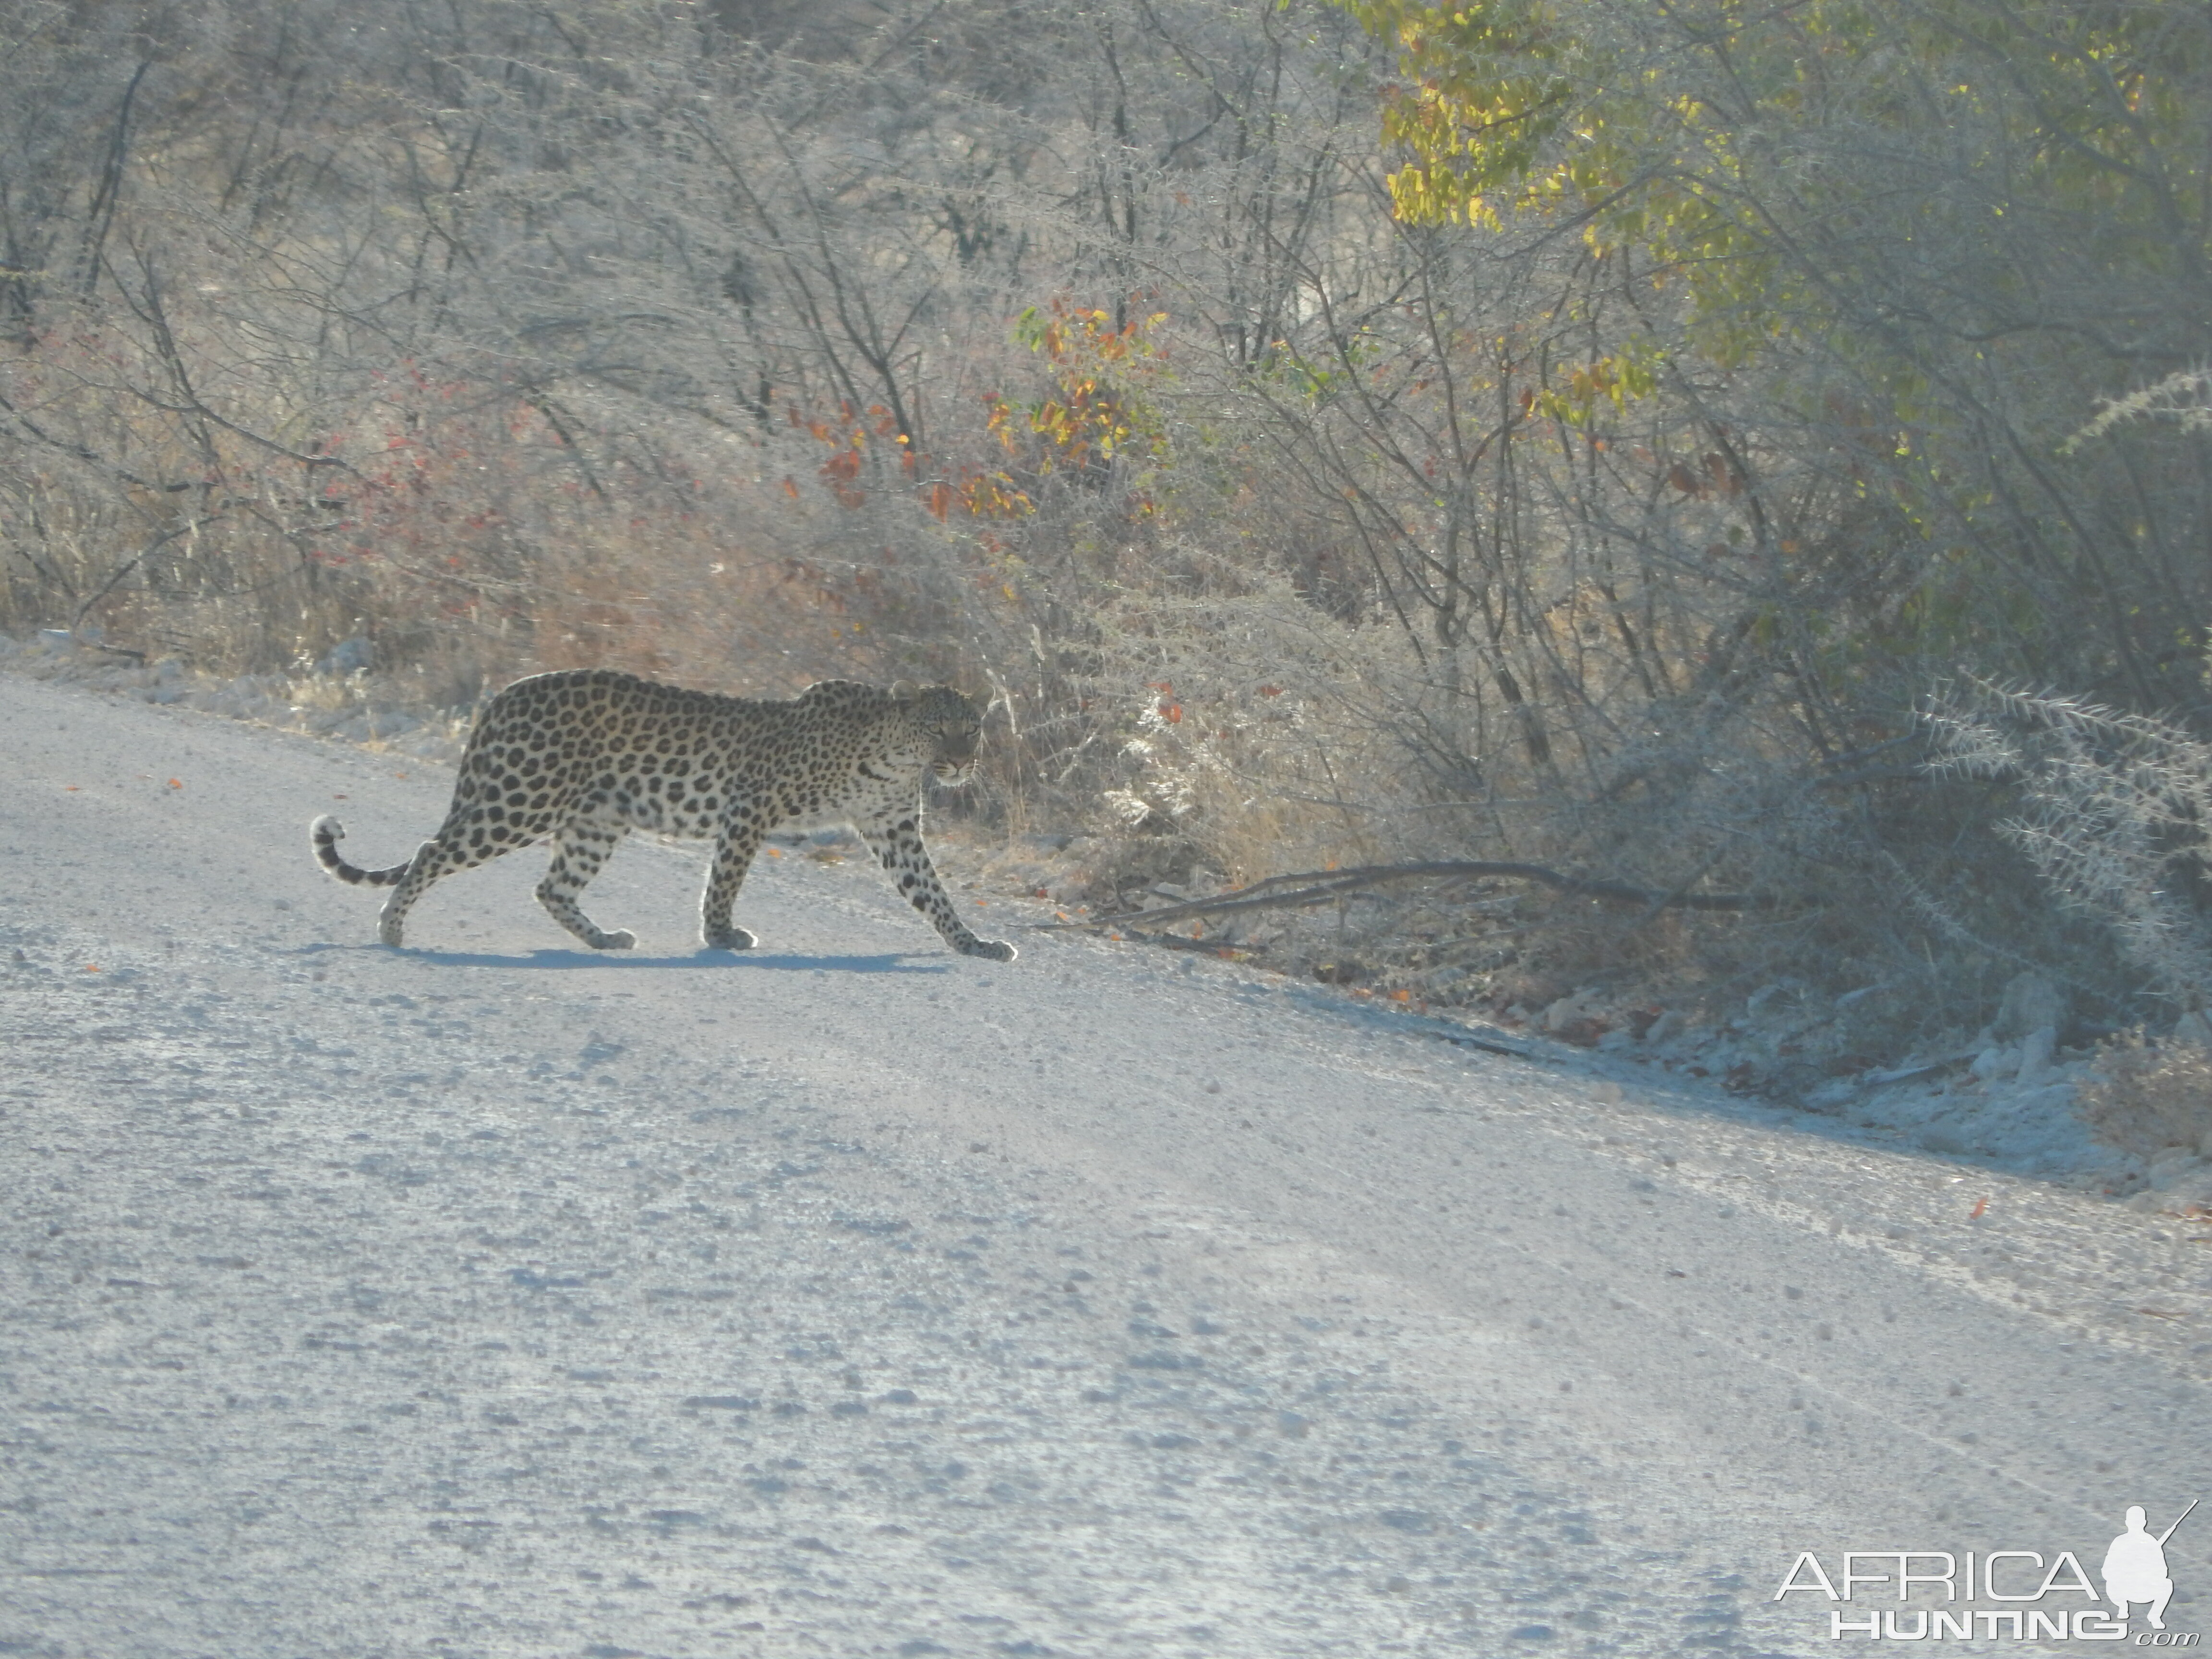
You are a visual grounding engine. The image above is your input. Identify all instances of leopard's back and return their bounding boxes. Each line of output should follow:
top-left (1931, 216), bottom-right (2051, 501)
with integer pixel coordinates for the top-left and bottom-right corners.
top-left (449, 670), bottom-right (902, 833)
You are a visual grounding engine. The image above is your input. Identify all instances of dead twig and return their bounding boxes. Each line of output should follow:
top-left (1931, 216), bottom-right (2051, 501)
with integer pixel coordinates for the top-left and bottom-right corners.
top-left (1030, 860), bottom-right (1794, 934)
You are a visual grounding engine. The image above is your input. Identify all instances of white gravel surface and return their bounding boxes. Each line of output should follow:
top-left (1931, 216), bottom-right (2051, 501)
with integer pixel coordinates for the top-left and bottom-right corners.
top-left (3, 670), bottom-right (2210, 1657)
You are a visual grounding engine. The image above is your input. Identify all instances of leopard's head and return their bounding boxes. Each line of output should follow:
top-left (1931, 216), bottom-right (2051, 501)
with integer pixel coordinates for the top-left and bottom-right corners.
top-left (892, 683), bottom-right (989, 784)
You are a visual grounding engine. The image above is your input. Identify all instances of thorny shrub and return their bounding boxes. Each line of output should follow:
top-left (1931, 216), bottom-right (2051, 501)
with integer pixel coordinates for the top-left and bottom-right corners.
top-left (1927, 678), bottom-right (2212, 1017)
top-left (2078, 1028), bottom-right (2212, 1158)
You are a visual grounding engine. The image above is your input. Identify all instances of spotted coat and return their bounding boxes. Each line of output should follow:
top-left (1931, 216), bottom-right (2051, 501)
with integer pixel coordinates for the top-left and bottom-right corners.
top-left (311, 671), bottom-right (1015, 961)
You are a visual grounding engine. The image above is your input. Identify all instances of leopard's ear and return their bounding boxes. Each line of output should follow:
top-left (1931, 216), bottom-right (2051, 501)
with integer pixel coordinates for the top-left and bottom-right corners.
top-left (890, 679), bottom-right (919, 707)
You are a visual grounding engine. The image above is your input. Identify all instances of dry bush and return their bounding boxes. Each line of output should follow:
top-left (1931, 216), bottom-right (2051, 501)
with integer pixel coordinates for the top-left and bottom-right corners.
top-left (1927, 679), bottom-right (2212, 1015)
top-left (0, 306), bottom-right (974, 706)
top-left (986, 553), bottom-right (1852, 1013)
top-left (2078, 1030), bottom-right (2212, 1158)
top-left (1086, 566), bottom-right (1424, 875)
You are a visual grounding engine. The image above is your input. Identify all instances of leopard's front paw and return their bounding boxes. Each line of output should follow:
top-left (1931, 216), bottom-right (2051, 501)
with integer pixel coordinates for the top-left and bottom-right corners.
top-left (704, 926), bottom-right (757, 951)
top-left (590, 928), bottom-right (637, 951)
top-left (960, 937), bottom-right (1018, 962)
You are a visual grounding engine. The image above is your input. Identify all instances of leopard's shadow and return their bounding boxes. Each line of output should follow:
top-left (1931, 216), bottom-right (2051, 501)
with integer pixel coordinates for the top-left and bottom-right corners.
top-left (294, 941), bottom-right (947, 974)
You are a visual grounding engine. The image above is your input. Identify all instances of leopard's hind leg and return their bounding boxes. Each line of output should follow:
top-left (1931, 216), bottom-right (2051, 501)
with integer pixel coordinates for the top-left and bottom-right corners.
top-left (375, 826), bottom-right (525, 947)
top-left (536, 807), bottom-right (636, 950)
top-left (361, 795), bottom-right (547, 947)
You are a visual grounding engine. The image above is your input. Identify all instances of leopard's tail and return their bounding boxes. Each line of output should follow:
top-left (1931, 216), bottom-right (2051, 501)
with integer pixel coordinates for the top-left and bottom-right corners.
top-left (311, 815), bottom-right (411, 887)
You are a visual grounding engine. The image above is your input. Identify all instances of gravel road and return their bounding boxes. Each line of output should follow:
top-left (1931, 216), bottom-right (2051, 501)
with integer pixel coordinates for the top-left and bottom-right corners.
top-left (3, 671), bottom-right (2208, 1656)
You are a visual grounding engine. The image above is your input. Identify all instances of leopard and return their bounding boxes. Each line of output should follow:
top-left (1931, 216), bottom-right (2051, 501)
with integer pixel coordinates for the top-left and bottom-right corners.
top-left (310, 669), bottom-right (1016, 961)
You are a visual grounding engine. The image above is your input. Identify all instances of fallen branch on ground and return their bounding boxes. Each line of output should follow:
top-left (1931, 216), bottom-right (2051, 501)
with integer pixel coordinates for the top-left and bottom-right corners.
top-left (1030, 860), bottom-right (1793, 934)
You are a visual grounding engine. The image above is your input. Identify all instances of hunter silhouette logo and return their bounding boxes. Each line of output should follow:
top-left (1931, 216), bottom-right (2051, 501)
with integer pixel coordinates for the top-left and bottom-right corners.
top-left (2106, 1501), bottom-right (2194, 1632)
top-left (1776, 1500), bottom-right (2200, 1642)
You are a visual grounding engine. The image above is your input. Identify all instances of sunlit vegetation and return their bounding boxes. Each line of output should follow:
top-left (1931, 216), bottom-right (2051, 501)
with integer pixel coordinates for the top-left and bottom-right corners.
top-left (3, 0), bottom-right (2207, 1049)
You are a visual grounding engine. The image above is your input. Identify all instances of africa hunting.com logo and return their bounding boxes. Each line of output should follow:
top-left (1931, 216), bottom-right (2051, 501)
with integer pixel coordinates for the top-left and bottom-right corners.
top-left (1776, 1502), bottom-right (2197, 1643)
